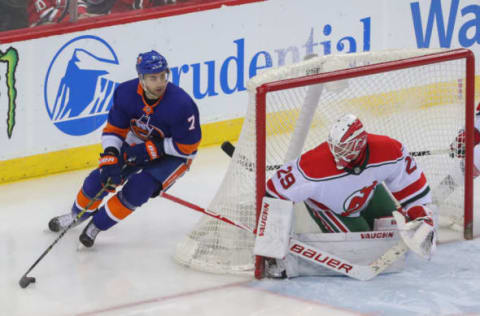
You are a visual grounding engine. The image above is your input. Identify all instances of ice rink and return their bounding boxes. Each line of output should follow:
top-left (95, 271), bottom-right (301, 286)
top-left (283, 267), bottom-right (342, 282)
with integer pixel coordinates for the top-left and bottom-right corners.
top-left (2, 145), bottom-right (480, 316)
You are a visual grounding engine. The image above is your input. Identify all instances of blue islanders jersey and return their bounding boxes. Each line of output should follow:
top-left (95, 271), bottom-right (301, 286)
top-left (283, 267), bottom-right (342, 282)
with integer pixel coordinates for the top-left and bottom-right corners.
top-left (101, 78), bottom-right (201, 159)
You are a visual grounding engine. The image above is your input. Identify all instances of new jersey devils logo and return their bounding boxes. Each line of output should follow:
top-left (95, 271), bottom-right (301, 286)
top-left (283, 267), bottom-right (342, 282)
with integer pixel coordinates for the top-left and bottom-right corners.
top-left (342, 181), bottom-right (378, 216)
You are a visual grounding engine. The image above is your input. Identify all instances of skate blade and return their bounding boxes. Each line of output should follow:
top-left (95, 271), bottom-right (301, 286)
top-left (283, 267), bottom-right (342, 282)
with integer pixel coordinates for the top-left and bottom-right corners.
top-left (76, 242), bottom-right (88, 251)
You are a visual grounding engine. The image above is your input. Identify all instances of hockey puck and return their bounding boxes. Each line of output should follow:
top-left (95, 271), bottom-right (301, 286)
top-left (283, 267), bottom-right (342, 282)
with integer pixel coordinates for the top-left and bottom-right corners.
top-left (221, 141), bottom-right (235, 157)
top-left (19, 276), bottom-right (36, 289)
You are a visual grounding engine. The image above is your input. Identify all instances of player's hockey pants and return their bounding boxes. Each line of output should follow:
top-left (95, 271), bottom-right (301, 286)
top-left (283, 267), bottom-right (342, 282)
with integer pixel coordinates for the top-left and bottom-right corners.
top-left (72, 156), bottom-right (192, 231)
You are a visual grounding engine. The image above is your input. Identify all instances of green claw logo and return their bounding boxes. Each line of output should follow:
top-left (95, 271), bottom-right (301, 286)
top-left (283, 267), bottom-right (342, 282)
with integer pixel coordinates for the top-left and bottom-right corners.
top-left (0, 47), bottom-right (18, 139)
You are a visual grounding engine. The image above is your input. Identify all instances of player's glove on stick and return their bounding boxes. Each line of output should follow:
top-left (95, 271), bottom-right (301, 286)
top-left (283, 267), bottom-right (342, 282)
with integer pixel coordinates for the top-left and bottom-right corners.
top-left (99, 147), bottom-right (124, 191)
top-left (124, 139), bottom-right (164, 166)
top-left (392, 205), bottom-right (436, 260)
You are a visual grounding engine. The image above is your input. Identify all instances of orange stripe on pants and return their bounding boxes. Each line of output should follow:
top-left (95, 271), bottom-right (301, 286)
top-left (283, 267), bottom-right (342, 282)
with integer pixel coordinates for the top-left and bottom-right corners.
top-left (77, 190), bottom-right (102, 210)
top-left (162, 160), bottom-right (191, 190)
top-left (107, 195), bottom-right (133, 220)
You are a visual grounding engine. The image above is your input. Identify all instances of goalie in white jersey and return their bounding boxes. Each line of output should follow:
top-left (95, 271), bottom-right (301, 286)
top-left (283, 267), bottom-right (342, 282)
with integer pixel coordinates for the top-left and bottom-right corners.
top-left (263, 113), bottom-right (437, 278)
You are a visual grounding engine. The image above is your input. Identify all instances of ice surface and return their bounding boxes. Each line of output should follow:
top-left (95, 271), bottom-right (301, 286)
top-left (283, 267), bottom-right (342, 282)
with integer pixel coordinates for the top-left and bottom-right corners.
top-left (1, 146), bottom-right (479, 316)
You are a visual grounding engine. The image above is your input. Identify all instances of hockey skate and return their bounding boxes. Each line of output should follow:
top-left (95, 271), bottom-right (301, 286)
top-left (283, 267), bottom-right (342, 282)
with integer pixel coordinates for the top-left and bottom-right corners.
top-left (48, 212), bottom-right (86, 232)
top-left (79, 220), bottom-right (101, 248)
top-left (265, 258), bottom-right (287, 279)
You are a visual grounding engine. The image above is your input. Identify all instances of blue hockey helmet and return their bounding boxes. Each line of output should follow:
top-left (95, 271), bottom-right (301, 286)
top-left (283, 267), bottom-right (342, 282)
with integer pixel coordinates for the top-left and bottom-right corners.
top-left (136, 50), bottom-right (168, 75)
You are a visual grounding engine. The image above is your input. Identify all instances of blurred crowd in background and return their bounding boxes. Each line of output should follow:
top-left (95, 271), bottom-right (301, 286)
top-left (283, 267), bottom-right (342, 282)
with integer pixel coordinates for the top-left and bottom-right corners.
top-left (0, 0), bottom-right (203, 33)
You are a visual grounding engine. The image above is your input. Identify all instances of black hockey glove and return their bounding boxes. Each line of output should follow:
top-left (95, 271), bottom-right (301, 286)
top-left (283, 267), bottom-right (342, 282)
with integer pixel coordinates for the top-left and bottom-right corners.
top-left (98, 147), bottom-right (124, 191)
top-left (124, 139), bottom-right (165, 166)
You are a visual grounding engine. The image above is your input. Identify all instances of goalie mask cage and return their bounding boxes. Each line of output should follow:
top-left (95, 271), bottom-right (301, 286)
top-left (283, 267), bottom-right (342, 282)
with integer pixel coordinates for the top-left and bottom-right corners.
top-left (175, 48), bottom-right (475, 278)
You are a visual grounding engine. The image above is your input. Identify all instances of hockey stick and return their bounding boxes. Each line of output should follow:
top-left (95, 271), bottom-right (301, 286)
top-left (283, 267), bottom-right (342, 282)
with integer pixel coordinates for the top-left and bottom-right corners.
top-left (162, 191), bottom-right (406, 281)
top-left (221, 141), bottom-right (449, 172)
top-left (410, 148), bottom-right (450, 157)
top-left (160, 192), bottom-right (254, 232)
top-left (18, 180), bottom-right (112, 289)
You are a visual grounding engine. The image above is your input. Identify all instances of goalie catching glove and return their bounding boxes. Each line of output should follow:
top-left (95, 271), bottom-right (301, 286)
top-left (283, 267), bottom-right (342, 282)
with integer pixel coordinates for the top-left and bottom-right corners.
top-left (124, 139), bottom-right (165, 166)
top-left (392, 205), bottom-right (437, 260)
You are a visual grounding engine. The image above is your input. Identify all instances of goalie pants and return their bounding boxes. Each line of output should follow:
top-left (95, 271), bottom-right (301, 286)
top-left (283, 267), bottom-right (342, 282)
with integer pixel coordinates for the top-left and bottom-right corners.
top-left (72, 156), bottom-right (192, 231)
top-left (305, 184), bottom-right (397, 233)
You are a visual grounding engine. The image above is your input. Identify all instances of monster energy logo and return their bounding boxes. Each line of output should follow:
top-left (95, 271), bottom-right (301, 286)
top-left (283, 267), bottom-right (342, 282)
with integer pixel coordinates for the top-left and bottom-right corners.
top-left (0, 47), bottom-right (18, 138)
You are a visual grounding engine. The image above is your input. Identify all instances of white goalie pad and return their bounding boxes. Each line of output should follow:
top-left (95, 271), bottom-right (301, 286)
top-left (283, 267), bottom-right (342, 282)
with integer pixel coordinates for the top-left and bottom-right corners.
top-left (283, 230), bottom-right (406, 278)
top-left (254, 197), bottom-right (293, 259)
top-left (373, 216), bottom-right (398, 231)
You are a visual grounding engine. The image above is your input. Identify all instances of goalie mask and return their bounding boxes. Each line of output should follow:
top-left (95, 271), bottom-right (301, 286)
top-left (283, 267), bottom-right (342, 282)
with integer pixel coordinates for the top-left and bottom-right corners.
top-left (327, 114), bottom-right (368, 170)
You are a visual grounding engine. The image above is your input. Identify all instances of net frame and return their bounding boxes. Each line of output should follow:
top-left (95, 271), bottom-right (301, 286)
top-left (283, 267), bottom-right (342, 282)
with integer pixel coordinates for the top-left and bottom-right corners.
top-left (254, 48), bottom-right (475, 278)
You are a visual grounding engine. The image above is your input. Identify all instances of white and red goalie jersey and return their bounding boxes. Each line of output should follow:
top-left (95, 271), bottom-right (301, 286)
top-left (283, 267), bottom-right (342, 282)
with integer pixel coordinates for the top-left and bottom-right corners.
top-left (266, 133), bottom-right (432, 218)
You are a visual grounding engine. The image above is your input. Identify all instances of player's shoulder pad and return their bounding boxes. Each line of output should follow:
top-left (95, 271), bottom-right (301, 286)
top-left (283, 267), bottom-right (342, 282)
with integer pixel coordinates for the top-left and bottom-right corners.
top-left (117, 78), bottom-right (139, 92)
top-left (297, 142), bottom-right (343, 179)
top-left (114, 78), bottom-right (140, 99)
top-left (166, 83), bottom-right (195, 103)
top-left (367, 133), bottom-right (404, 164)
top-left (164, 82), bottom-right (198, 115)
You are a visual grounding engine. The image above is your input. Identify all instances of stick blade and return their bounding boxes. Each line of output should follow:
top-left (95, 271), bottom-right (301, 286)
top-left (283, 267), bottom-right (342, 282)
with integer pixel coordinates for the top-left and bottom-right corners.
top-left (19, 276), bottom-right (36, 289)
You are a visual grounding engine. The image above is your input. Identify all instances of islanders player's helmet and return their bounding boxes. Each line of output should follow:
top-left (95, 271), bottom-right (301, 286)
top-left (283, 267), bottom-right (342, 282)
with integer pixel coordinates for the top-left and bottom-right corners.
top-left (327, 113), bottom-right (368, 170)
top-left (136, 50), bottom-right (169, 75)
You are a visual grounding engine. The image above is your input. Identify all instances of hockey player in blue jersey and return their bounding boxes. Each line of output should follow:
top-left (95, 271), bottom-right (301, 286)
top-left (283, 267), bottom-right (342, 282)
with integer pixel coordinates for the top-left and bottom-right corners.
top-left (48, 50), bottom-right (202, 247)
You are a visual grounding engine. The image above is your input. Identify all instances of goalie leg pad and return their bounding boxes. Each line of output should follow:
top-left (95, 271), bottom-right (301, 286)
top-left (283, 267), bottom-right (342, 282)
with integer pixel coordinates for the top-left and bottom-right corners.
top-left (254, 197), bottom-right (293, 259)
top-left (282, 232), bottom-right (405, 278)
top-left (373, 216), bottom-right (397, 231)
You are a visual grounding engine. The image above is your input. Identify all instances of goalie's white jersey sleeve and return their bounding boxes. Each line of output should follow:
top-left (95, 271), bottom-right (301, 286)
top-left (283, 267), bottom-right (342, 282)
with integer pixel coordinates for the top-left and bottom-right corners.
top-left (266, 134), bottom-right (432, 217)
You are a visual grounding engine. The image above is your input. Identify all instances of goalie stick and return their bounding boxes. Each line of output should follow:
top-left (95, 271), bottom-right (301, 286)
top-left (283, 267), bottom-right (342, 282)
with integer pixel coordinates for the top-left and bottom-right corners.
top-left (221, 141), bottom-right (449, 172)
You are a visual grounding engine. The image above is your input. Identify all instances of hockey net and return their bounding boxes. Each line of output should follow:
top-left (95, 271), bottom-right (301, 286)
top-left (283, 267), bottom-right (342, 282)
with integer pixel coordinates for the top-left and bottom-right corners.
top-left (174, 48), bottom-right (475, 276)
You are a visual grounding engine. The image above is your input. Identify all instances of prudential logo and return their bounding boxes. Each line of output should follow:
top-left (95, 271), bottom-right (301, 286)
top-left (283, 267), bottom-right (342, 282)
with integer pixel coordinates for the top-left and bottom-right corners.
top-left (44, 35), bottom-right (120, 136)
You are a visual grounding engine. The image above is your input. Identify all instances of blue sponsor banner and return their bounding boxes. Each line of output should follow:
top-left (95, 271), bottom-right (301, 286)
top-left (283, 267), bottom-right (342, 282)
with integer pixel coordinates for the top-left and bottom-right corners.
top-left (44, 35), bottom-right (119, 136)
top-left (410, 0), bottom-right (480, 48)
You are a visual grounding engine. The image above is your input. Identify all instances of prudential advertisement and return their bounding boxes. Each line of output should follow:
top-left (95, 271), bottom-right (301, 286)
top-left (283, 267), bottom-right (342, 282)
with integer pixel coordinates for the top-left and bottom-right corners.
top-left (0, 0), bottom-right (478, 162)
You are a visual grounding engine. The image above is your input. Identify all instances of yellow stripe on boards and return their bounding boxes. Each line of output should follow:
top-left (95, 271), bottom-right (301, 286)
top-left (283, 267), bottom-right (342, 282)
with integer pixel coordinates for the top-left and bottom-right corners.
top-left (0, 144), bottom-right (102, 184)
top-left (0, 118), bottom-right (245, 184)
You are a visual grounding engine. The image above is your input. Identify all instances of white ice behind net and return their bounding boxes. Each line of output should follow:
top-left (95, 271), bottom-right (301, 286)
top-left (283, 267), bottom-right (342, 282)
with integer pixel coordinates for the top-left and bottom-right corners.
top-left (174, 49), bottom-right (468, 274)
